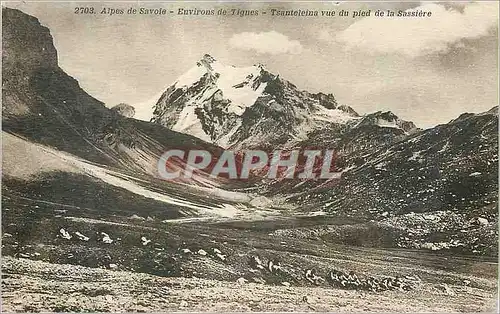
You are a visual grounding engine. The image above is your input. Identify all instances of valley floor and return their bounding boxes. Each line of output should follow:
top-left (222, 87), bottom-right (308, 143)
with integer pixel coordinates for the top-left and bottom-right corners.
top-left (2, 257), bottom-right (497, 313)
top-left (1, 137), bottom-right (497, 312)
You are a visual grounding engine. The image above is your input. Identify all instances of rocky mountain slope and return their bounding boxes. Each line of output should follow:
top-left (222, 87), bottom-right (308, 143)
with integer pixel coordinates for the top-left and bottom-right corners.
top-left (274, 107), bottom-right (498, 255)
top-left (2, 8), bottom-right (229, 186)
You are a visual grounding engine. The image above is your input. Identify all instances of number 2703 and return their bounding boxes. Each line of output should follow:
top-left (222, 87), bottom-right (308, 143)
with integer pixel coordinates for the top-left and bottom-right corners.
top-left (74, 7), bottom-right (95, 14)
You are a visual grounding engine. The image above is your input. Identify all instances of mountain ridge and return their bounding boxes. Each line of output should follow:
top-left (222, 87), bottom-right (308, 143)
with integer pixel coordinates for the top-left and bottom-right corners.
top-left (1, 7), bottom-right (233, 188)
top-left (149, 53), bottom-right (418, 149)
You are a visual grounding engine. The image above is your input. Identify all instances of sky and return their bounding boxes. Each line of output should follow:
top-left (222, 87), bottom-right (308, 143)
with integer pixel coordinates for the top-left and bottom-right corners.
top-left (4, 1), bottom-right (499, 128)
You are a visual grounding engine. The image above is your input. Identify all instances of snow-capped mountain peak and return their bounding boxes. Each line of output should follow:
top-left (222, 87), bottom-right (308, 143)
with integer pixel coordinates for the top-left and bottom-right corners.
top-left (149, 54), bottom-right (275, 146)
top-left (150, 55), bottom-right (415, 148)
top-left (174, 54), bottom-right (267, 116)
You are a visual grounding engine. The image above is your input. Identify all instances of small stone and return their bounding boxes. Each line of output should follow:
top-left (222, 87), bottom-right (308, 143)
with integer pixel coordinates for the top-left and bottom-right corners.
top-left (141, 237), bottom-right (151, 246)
top-left (216, 253), bottom-right (226, 261)
top-left (59, 228), bottom-right (72, 240)
top-left (477, 217), bottom-right (488, 226)
top-left (129, 214), bottom-right (145, 220)
top-left (101, 232), bottom-right (113, 244)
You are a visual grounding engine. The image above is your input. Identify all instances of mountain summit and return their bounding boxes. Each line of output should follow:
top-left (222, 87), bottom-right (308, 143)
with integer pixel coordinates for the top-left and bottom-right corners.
top-left (150, 54), bottom-right (414, 149)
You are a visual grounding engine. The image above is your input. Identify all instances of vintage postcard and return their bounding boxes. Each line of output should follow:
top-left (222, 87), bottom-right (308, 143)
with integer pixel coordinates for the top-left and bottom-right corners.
top-left (1, 0), bottom-right (498, 312)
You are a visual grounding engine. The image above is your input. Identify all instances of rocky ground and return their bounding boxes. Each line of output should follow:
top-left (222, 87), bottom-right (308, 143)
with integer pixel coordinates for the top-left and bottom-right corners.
top-left (270, 210), bottom-right (498, 255)
top-left (2, 257), bottom-right (498, 313)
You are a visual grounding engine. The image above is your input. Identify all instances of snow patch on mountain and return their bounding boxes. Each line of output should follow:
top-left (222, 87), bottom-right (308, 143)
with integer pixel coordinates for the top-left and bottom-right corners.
top-left (172, 105), bottom-right (212, 142)
top-left (210, 63), bottom-right (267, 115)
top-left (174, 56), bottom-right (268, 116)
top-left (312, 104), bottom-right (360, 124)
top-left (176, 64), bottom-right (209, 87)
top-left (375, 119), bottom-right (399, 129)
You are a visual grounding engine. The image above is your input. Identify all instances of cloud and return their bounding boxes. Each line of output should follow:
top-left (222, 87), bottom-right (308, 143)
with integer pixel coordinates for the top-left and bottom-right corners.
top-left (229, 31), bottom-right (303, 55)
top-left (334, 2), bottom-right (498, 57)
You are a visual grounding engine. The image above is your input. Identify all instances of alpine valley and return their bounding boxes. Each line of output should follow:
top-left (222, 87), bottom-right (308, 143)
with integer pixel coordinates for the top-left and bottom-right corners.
top-left (1, 7), bottom-right (498, 313)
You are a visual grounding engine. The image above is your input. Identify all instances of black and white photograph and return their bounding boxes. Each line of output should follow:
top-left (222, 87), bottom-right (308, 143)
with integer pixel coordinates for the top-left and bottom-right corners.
top-left (1, 0), bottom-right (499, 312)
